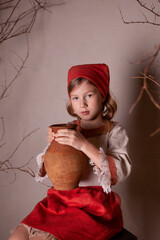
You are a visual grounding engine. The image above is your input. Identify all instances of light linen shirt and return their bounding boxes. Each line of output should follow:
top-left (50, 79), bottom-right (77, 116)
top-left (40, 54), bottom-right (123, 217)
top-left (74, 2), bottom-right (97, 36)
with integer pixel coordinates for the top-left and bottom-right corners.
top-left (35, 122), bottom-right (131, 193)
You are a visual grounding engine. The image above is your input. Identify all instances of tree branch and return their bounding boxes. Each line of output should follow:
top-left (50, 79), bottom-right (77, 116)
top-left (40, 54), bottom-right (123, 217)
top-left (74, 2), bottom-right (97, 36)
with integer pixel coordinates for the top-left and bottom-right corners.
top-left (0, 0), bottom-right (64, 182)
top-left (119, 1), bottom-right (160, 26)
top-left (129, 45), bottom-right (160, 136)
top-left (2, 127), bottom-right (40, 165)
top-left (0, 35), bottom-right (29, 100)
top-left (136, 0), bottom-right (160, 17)
top-left (0, 117), bottom-right (5, 142)
top-left (0, 127), bottom-right (40, 181)
top-left (0, 0), bottom-right (65, 43)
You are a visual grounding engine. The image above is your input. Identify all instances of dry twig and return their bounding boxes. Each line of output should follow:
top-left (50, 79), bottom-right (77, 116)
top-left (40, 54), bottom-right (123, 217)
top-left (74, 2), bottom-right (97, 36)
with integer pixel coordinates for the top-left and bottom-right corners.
top-left (0, 35), bottom-right (29, 100)
top-left (0, 117), bottom-right (5, 143)
top-left (0, 0), bottom-right (64, 182)
top-left (0, 0), bottom-right (65, 43)
top-left (0, 127), bottom-right (40, 182)
top-left (119, 1), bottom-right (160, 136)
top-left (119, 0), bottom-right (160, 26)
top-left (129, 45), bottom-right (160, 136)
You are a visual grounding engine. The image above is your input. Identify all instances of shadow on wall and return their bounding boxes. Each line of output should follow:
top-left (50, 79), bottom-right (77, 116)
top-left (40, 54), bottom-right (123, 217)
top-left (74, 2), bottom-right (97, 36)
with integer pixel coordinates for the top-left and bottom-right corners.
top-left (127, 69), bottom-right (160, 240)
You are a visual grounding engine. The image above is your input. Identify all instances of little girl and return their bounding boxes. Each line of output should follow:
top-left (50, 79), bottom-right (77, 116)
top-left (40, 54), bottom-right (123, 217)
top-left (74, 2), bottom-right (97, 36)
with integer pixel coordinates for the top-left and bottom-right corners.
top-left (9, 63), bottom-right (131, 240)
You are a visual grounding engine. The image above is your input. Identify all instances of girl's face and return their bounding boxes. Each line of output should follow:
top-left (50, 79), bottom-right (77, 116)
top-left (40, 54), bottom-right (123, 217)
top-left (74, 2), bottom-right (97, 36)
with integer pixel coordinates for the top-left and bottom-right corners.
top-left (70, 81), bottom-right (104, 121)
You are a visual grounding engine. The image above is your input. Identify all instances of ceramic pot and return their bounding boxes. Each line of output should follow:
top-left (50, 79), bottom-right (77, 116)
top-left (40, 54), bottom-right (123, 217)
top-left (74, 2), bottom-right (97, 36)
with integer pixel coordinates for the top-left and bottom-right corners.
top-left (44, 123), bottom-right (87, 190)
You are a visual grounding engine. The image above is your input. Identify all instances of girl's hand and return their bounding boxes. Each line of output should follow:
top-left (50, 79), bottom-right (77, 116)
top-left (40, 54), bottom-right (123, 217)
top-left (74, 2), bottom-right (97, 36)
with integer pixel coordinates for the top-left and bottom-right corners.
top-left (51, 128), bottom-right (102, 168)
top-left (47, 127), bottom-right (55, 143)
top-left (54, 129), bottom-right (87, 151)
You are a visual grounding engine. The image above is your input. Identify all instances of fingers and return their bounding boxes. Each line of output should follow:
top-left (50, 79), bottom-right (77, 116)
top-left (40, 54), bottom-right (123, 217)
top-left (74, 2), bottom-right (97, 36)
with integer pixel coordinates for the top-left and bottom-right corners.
top-left (54, 129), bottom-right (74, 137)
top-left (54, 136), bottom-right (72, 145)
top-left (47, 127), bottom-right (55, 143)
top-left (47, 129), bottom-right (84, 151)
top-left (53, 130), bottom-right (85, 151)
top-left (54, 130), bottom-right (75, 143)
top-left (54, 135), bottom-right (80, 150)
top-left (47, 128), bottom-right (73, 143)
top-left (48, 127), bottom-right (52, 133)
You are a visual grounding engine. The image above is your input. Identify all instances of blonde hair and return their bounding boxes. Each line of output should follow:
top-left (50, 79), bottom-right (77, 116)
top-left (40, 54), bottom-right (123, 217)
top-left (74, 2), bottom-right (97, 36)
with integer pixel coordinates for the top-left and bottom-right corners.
top-left (67, 77), bottom-right (117, 120)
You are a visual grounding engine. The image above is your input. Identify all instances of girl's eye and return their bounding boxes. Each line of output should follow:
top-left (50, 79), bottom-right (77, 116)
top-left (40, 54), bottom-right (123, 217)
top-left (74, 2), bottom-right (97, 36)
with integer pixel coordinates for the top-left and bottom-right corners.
top-left (87, 94), bottom-right (92, 98)
top-left (72, 97), bottom-right (78, 100)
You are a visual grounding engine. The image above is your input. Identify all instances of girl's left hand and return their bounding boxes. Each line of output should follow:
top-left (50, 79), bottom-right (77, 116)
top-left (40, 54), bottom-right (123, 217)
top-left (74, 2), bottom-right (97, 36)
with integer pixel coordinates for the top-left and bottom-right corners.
top-left (54, 129), bottom-right (87, 151)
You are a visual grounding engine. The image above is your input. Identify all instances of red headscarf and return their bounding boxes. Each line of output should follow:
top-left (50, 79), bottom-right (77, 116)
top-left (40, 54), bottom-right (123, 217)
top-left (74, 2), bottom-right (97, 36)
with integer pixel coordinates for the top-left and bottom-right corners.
top-left (67, 63), bottom-right (110, 99)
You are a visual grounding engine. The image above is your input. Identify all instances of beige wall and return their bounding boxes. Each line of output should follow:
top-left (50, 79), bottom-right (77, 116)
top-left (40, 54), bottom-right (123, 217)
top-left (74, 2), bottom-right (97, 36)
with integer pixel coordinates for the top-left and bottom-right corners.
top-left (0, 0), bottom-right (160, 239)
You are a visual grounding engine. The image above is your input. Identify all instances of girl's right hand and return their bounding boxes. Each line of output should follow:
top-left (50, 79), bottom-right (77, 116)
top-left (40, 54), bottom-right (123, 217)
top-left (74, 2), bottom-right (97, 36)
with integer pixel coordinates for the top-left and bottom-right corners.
top-left (47, 127), bottom-right (55, 143)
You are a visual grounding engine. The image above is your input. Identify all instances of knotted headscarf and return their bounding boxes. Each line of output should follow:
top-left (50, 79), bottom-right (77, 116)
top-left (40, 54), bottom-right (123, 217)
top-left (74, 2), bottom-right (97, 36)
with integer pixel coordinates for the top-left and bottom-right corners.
top-left (68, 63), bottom-right (110, 99)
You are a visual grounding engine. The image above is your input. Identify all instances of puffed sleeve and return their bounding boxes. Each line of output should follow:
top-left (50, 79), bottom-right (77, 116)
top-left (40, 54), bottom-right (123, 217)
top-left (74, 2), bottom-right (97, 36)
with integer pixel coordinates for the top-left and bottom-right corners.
top-left (89, 123), bottom-right (131, 193)
top-left (35, 144), bottom-right (49, 182)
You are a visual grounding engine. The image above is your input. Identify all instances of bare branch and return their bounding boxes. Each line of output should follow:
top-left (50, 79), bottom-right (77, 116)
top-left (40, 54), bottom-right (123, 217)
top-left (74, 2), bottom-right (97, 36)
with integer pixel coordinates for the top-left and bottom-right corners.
top-left (130, 45), bottom-right (160, 65)
top-left (140, 72), bottom-right (160, 86)
top-left (0, 35), bottom-right (29, 100)
top-left (0, 117), bottom-right (5, 142)
top-left (2, 127), bottom-right (40, 165)
top-left (39, 181), bottom-right (52, 188)
top-left (0, 0), bottom-right (65, 43)
top-left (0, 0), bottom-right (21, 37)
top-left (130, 45), bottom-right (160, 113)
top-left (0, 0), bottom-right (14, 9)
top-left (146, 86), bottom-right (160, 110)
top-left (129, 85), bottom-right (145, 114)
top-left (0, 157), bottom-right (35, 183)
top-left (150, 127), bottom-right (160, 137)
top-left (0, 127), bottom-right (40, 181)
top-left (0, 157), bottom-right (35, 177)
top-left (1, 159), bottom-right (17, 183)
top-left (136, 0), bottom-right (160, 17)
top-left (119, 2), bottom-right (160, 26)
top-left (0, 142), bottom-right (6, 149)
top-left (118, 0), bottom-right (160, 138)
top-left (0, 0), bottom-right (66, 183)
top-left (129, 45), bottom-right (160, 136)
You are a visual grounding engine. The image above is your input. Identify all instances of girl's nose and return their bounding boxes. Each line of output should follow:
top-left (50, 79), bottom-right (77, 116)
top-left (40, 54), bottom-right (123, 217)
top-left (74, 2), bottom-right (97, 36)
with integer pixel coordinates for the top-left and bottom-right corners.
top-left (80, 98), bottom-right (87, 107)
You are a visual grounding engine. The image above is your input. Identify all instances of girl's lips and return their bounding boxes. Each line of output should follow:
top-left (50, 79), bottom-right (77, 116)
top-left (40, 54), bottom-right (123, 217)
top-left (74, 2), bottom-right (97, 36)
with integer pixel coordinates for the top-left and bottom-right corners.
top-left (81, 111), bottom-right (89, 115)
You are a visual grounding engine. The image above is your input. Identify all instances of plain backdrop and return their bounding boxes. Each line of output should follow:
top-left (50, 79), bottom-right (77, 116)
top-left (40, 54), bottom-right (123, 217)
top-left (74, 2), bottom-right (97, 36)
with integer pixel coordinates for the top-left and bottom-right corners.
top-left (0, 0), bottom-right (160, 239)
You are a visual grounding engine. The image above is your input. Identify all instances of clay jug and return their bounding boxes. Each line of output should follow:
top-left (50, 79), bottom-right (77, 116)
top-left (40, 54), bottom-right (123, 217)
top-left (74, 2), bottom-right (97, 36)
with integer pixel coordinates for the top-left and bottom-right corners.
top-left (44, 123), bottom-right (87, 190)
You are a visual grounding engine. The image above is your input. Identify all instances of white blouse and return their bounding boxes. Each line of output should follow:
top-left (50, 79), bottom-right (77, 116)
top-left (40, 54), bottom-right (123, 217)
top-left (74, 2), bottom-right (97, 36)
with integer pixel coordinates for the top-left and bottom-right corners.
top-left (35, 122), bottom-right (131, 194)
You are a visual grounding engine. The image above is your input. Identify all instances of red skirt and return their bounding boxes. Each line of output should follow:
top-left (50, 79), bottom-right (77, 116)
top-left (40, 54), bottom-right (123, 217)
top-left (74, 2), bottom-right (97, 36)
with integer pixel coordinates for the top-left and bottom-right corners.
top-left (22, 186), bottom-right (123, 240)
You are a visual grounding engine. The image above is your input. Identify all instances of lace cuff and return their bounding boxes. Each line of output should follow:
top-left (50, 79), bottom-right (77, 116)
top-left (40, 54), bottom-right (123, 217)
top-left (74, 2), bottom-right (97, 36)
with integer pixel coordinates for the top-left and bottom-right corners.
top-left (35, 144), bottom-right (49, 182)
top-left (20, 224), bottom-right (58, 240)
top-left (89, 148), bottom-right (111, 194)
